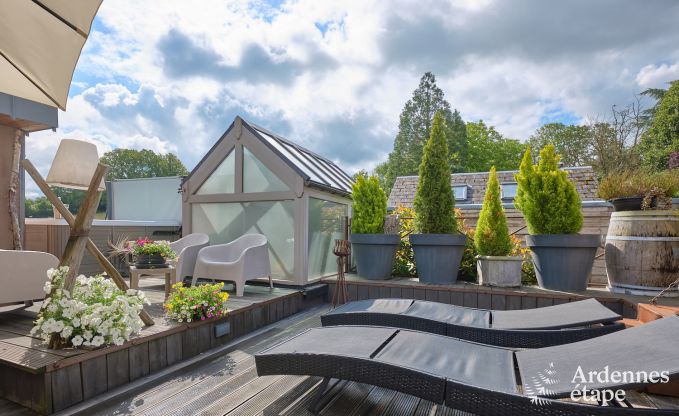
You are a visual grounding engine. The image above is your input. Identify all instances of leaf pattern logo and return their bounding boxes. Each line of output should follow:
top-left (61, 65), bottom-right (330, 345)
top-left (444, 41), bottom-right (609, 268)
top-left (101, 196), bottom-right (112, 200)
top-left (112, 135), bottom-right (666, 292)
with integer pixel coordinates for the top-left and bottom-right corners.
top-left (524, 362), bottom-right (559, 406)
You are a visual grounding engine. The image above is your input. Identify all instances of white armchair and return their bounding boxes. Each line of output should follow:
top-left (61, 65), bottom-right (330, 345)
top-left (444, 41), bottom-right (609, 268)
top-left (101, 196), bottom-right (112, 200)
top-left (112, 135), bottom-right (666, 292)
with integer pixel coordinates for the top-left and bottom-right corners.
top-left (169, 233), bottom-right (209, 283)
top-left (0, 249), bottom-right (59, 305)
top-left (192, 234), bottom-right (272, 297)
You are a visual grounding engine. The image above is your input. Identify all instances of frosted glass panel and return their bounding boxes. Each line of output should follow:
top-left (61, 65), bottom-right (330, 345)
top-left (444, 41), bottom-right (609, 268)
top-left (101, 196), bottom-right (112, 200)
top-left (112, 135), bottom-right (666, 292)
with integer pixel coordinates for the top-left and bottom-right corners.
top-left (243, 147), bottom-right (288, 193)
top-left (308, 198), bottom-right (347, 279)
top-left (196, 150), bottom-right (235, 194)
top-left (191, 201), bottom-right (295, 280)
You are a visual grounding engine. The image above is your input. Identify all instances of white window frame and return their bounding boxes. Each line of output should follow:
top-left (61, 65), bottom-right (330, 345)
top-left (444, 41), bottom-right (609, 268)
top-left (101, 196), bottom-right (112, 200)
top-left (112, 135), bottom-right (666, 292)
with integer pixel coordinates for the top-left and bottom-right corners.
top-left (452, 185), bottom-right (468, 201)
top-left (501, 182), bottom-right (518, 200)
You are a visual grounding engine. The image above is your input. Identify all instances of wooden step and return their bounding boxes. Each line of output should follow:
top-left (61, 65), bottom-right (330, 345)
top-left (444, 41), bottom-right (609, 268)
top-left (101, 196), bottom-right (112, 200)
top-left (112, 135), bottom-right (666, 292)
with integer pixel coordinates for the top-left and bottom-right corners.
top-left (637, 303), bottom-right (679, 323)
top-left (619, 318), bottom-right (643, 328)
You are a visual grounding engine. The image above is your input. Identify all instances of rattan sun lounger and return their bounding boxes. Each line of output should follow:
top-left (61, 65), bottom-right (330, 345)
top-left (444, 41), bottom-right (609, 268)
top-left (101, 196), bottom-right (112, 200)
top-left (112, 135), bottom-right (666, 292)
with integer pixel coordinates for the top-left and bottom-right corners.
top-left (255, 316), bottom-right (679, 415)
top-left (321, 298), bottom-right (624, 347)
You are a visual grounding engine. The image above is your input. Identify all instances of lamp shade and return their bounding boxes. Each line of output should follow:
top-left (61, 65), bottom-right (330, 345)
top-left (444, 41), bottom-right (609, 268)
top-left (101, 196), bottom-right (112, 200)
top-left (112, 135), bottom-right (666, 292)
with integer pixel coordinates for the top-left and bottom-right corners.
top-left (46, 139), bottom-right (105, 191)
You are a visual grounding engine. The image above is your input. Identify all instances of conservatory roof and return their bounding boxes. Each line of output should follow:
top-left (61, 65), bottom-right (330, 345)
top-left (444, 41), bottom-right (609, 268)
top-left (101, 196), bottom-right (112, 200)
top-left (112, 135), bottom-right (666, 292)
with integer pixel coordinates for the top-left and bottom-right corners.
top-left (245, 122), bottom-right (353, 196)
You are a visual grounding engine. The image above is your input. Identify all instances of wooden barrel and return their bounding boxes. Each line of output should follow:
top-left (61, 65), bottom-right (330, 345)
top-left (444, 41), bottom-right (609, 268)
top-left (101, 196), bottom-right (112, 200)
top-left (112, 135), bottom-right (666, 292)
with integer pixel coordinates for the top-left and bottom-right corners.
top-left (605, 210), bottom-right (679, 294)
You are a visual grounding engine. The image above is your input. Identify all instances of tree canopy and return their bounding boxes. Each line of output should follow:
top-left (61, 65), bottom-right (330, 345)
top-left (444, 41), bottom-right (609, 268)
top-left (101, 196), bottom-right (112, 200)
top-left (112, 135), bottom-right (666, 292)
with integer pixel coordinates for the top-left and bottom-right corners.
top-left (528, 123), bottom-right (592, 167)
top-left (466, 121), bottom-right (526, 172)
top-left (376, 72), bottom-right (466, 193)
top-left (640, 80), bottom-right (679, 171)
top-left (100, 149), bottom-right (188, 181)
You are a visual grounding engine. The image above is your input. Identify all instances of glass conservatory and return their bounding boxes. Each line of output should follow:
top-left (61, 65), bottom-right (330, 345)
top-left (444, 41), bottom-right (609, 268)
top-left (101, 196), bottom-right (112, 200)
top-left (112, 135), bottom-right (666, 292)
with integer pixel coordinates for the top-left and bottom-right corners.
top-left (182, 117), bottom-right (353, 285)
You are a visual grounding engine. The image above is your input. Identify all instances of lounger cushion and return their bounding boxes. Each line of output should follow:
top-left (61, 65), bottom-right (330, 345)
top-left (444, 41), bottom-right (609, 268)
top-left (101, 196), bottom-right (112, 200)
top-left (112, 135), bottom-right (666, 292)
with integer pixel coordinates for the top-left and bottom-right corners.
top-left (402, 301), bottom-right (490, 328)
top-left (374, 330), bottom-right (517, 393)
top-left (491, 298), bottom-right (621, 330)
top-left (327, 299), bottom-right (413, 315)
top-left (516, 316), bottom-right (679, 398)
top-left (266, 326), bottom-right (397, 358)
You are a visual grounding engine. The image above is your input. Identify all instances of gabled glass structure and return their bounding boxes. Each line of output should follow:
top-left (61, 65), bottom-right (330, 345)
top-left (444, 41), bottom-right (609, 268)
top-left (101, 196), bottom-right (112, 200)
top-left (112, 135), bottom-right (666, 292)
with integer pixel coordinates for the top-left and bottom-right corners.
top-left (182, 117), bottom-right (353, 285)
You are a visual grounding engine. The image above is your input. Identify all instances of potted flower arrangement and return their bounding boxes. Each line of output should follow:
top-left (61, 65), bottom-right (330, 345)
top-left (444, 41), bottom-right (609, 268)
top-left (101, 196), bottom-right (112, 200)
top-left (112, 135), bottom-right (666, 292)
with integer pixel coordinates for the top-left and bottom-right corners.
top-left (474, 167), bottom-right (522, 287)
top-left (349, 174), bottom-right (399, 280)
top-left (128, 237), bottom-right (176, 268)
top-left (31, 267), bottom-right (149, 349)
top-left (514, 145), bottom-right (599, 292)
top-left (410, 112), bottom-right (466, 284)
top-left (165, 282), bottom-right (229, 322)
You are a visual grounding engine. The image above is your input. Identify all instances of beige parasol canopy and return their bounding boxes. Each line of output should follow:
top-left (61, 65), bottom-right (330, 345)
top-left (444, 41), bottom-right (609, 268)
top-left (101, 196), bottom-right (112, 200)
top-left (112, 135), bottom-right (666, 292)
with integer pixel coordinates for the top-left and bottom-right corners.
top-left (0, 0), bottom-right (103, 110)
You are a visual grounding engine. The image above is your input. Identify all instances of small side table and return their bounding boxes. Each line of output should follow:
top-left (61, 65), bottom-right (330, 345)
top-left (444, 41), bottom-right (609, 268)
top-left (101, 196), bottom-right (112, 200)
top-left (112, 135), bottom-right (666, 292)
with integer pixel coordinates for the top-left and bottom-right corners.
top-left (129, 265), bottom-right (177, 299)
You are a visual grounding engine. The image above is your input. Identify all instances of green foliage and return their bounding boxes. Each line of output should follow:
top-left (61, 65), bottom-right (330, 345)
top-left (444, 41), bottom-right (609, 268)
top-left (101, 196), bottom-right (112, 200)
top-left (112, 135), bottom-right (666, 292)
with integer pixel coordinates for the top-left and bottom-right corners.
top-left (528, 123), bottom-right (593, 167)
top-left (514, 145), bottom-right (584, 235)
top-left (25, 196), bottom-right (53, 217)
top-left (474, 167), bottom-right (512, 256)
top-left (465, 121), bottom-right (527, 172)
top-left (378, 72), bottom-right (467, 193)
top-left (100, 148), bottom-right (189, 180)
top-left (391, 206), bottom-right (416, 276)
top-left (129, 238), bottom-right (177, 259)
top-left (640, 80), bottom-right (679, 171)
top-left (351, 174), bottom-right (387, 234)
top-left (413, 112), bottom-right (457, 234)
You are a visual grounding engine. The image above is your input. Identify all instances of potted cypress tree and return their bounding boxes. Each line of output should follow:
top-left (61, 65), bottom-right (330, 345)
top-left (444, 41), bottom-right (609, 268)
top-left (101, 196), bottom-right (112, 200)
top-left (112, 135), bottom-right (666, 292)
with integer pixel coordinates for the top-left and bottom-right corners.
top-left (410, 112), bottom-right (466, 284)
top-left (475, 167), bottom-right (522, 287)
top-left (514, 145), bottom-right (599, 291)
top-left (349, 174), bottom-right (399, 280)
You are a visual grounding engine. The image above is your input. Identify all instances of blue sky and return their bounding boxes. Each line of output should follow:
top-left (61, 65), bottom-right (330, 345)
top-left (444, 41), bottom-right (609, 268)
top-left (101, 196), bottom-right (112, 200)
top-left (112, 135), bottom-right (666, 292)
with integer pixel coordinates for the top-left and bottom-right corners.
top-left (25, 0), bottom-right (679, 197)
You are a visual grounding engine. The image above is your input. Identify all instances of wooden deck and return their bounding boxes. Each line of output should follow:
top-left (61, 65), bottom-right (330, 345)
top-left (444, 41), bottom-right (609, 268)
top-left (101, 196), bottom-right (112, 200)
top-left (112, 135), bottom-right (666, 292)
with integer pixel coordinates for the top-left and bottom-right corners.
top-left (57, 304), bottom-right (679, 416)
top-left (0, 277), bottom-right (315, 415)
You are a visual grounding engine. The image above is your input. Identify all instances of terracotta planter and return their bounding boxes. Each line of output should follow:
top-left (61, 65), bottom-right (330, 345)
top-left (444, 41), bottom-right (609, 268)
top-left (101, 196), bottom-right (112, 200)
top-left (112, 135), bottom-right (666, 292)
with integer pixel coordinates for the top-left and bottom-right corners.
top-left (476, 255), bottom-right (522, 287)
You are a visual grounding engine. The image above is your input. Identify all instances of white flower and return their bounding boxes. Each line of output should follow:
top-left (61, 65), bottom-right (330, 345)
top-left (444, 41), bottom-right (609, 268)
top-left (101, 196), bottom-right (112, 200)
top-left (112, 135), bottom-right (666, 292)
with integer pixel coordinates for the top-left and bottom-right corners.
top-left (47, 304), bottom-right (58, 313)
top-left (71, 335), bottom-right (84, 346)
top-left (126, 289), bottom-right (137, 296)
top-left (91, 336), bottom-right (104, 347)
top-left (113, 337), bottom-right (125, 346)
top-left (43, 281), bottom-right (52, 294)
top-left (83, 330), bottom-right (93, 340)
top-left (61, 326), bottom-right (73, 338)
top-left (72, 317), bottom-right (81, 328)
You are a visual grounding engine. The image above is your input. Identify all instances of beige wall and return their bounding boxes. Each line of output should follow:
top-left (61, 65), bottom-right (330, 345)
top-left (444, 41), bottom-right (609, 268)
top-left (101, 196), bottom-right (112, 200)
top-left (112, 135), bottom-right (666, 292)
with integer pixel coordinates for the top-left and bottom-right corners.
top-left (0, 125), bottom-right (24, 250)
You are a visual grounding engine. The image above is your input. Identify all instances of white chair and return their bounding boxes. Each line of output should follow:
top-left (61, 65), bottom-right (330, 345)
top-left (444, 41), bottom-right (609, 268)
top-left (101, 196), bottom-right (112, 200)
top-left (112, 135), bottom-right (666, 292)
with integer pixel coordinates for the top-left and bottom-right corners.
top-left (192, 234), bottom-right (272, 297)
top-left (169, 233), bottom-right (209, 283)
top-left (0, 249), bottom-right (59, 305)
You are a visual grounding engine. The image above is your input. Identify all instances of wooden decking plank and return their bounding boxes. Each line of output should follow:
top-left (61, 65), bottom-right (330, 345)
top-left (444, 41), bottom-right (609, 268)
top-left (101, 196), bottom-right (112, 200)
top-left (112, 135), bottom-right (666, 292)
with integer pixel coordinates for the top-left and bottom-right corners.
top-left (348, 385), bottom-right (397, 416)
top-left (0, 330), bottom-right (82, 358)
top-left (180, 374), bottom-right (283, 416)
top-left (414, 399), bottom-right (436, 416)
top-left (224, 375), bottom-right (312, 416)
top-left (0, 398), bottom-right (38, 416)
top-left (320, 381), bottom-right (374, 415)
top-left (381, 391), bottom-right (421, 416)
top-left (0, 340), bottom-right (62, 372)
top-left (144, 362), bottom-right (258, 416)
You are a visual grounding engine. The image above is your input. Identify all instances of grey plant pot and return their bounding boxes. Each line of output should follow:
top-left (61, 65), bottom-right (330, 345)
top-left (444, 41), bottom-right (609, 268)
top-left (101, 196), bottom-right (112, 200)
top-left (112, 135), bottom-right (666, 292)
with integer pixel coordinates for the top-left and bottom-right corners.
top-left (526, 234), bottom-right (600, 292)
top-left (410, 234), bottom-right (467, 284)
top-left (349, 233), bottom-right (400, 280)
top-left (477, 255), bottom-right (522, 287)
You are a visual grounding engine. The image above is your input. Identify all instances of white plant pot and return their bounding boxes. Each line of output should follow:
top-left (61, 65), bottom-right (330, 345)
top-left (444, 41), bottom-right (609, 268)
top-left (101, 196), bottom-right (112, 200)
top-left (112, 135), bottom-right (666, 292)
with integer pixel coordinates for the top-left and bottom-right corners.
top-left (476, 255), bottom-right (522, 287)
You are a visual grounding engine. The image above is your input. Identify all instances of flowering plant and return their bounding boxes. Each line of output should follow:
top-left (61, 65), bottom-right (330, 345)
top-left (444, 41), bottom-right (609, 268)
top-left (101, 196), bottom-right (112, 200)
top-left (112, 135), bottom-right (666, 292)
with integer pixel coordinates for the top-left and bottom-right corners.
top-left (128, 237), bottom-right (176, 259)
top-left (31, 267), bottom-right (149, 348)
top-left (165, 282), bottom-right (229, 323)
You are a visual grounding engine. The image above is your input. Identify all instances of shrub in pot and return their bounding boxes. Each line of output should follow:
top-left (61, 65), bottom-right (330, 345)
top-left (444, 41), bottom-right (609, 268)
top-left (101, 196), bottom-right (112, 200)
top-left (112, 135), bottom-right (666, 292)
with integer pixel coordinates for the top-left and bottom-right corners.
top-left (598, 170), bottom-right (679, 211)
top-left (474, 167), bottom-right (522, 287)
top-left (514, 145), bottom-right (599, 291)
top-left (410, 112), bottom-right (466, 284)
top-left (349, 174), bottom-right (399, 279)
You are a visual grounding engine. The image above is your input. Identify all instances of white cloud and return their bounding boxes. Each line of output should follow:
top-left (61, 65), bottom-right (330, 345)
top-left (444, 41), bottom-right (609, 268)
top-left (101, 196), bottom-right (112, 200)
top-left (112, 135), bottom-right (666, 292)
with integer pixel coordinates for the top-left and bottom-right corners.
top-left (23, 0), bottom-right (679, 199)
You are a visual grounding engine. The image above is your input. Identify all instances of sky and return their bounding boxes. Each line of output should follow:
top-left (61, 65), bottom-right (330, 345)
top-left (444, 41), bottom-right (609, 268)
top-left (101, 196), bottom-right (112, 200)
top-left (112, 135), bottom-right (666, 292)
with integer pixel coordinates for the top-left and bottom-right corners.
top-left (26, 0), bottom-right (679, 197)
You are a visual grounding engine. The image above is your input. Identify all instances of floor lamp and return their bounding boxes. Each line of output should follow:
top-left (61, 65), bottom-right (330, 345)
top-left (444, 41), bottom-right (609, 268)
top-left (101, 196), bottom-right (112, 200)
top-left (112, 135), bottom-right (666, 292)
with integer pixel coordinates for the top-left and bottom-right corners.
top-left (21, 140), bottom-right (153, 347)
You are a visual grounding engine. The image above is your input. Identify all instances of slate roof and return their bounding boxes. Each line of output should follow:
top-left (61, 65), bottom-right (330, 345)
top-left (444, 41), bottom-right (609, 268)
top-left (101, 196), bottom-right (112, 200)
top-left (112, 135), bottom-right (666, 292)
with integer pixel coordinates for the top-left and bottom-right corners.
top-left (388, 166), bottom-right (600, 208)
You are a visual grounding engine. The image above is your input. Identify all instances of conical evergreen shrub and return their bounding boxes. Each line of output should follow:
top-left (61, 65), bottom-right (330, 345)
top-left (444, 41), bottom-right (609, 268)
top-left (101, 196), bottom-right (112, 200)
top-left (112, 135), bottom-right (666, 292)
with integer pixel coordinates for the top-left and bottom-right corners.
top-left (413, 112), bottom-right (457, 234)
top-left (475, 167), bottom-right (512, 256)
top-left (351, 174), bottom-right (387, 234)
top-left (514, 145), bottom-right (583, 235)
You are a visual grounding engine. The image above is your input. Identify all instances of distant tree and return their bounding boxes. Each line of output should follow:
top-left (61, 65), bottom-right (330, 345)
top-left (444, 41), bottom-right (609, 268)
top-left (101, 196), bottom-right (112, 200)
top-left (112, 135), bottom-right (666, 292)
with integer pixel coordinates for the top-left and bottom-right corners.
top-left (465, 121), bottom-right (526, 172)
top-left (528, 123), bottom-right (592, 167)
top-left (378, 72), bottom-right (467, 193)
top-left (640, 80), bottom-right (677, 127)
top-left (640, 80), bottom-right (679, 171)
top-left (25, 196), bottom-right (53, 218)
top-left (100, 149), bottom-right (188, 181)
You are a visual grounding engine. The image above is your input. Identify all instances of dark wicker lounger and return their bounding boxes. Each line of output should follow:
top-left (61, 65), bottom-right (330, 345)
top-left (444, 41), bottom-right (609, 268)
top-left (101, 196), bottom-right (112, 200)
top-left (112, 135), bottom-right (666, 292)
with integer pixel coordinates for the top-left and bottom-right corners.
top-left (255, 316), bottom-right (679, 415)
top-left (321, 298), bottom-right (624, 347)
